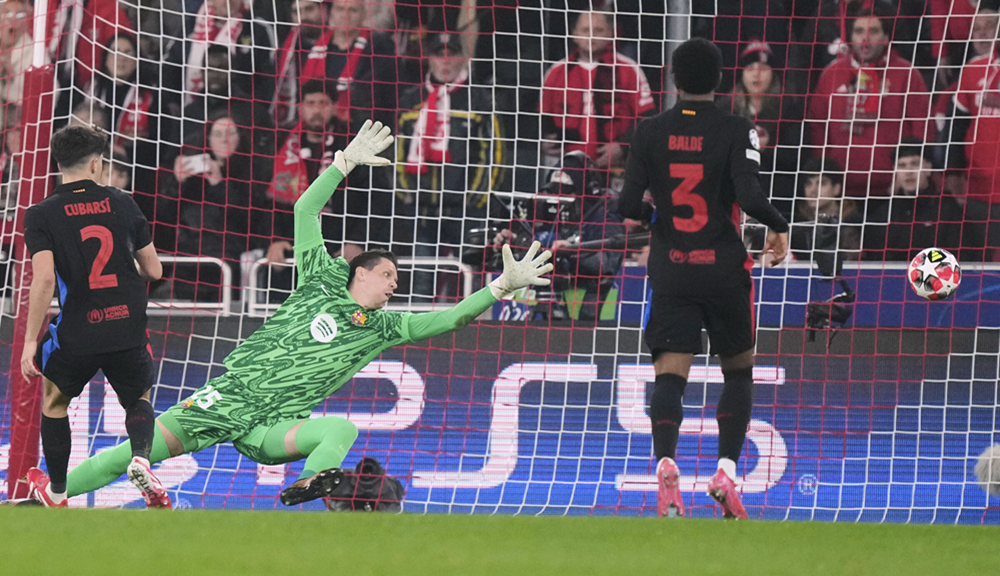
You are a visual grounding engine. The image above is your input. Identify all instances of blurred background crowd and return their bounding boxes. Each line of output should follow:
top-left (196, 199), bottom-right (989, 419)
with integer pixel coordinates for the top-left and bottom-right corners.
top-left (0, 0), bottom-right (997, 317)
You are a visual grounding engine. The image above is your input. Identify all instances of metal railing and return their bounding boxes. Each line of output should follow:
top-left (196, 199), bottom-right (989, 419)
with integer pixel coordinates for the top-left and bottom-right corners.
top-left (40, 255), bottom-right (234, 317)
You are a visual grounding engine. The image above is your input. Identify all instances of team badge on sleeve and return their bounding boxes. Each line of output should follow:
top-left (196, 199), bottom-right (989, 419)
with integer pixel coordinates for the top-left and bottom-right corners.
top-left (749, 129), bottom-right (761, 150)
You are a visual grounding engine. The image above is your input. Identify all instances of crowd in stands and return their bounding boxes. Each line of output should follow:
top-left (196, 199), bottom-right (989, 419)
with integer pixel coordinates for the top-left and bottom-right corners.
top-left (1, 0), bottom-right (1000, 310)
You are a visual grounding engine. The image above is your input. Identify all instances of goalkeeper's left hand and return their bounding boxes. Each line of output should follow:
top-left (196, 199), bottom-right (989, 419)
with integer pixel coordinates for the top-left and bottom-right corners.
top-left (334, 119), bottom-right (394, 175)
top-left (489, 241), bottom-right (554, 300)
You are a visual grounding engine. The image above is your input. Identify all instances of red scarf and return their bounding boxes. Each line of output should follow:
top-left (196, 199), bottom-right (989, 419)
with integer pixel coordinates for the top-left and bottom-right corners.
top-left (115, 85), bottom-right (153, 148)
top-left (185, 1), bottom-right (248, 101)
top-left (405, 69), bottom-right (468, 175)
top-left (850, 53), bottom-right (888, 119)
top-left (332, 31), bottom-right (369, 122)
top-left (268, 123), bottom-right (335, 204)
top-left (274, 27), bottom-right (334, 124)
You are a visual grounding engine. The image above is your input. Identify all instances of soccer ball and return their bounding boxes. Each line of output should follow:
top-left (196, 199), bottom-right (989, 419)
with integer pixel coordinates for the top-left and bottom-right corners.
top-left (975, 444), bottom-right (1000, 497)
top-left (907, 248), bottom-right (961, 301)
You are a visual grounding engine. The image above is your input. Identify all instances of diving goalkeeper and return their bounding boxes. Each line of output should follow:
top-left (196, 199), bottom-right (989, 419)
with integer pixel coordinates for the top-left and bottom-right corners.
top-left (24, 120), bottom-right (553, 508)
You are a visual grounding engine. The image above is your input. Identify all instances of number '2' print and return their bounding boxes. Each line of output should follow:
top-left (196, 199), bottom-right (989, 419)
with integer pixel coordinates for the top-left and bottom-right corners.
top-left (80, 225), bottom-right (118, 289)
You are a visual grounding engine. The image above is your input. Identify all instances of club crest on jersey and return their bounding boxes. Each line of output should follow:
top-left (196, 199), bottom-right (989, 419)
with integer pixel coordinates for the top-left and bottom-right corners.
top-left (310, 313), bottom-right (338, 343)
top-left (351, 309), bottom-right (368, 327)
top-left (749, 129), bottom-right (761, 150)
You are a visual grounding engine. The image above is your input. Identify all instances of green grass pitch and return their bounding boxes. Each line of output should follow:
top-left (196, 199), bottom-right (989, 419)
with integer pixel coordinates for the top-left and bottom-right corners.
top-left (2, 508), bottom-right (998, 575)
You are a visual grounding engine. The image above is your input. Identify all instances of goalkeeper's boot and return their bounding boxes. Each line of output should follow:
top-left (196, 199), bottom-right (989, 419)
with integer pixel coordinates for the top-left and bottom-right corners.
top-left (656, 457), bottom-right (684, 518)
top-left (24, 468), bottom-right (68, 508)
top-left (707, 469), bottom-right (748, 520)
top-left (127, 457), bottom-right (173, 509)
top-left (280, 468), bottom-right (345, 506)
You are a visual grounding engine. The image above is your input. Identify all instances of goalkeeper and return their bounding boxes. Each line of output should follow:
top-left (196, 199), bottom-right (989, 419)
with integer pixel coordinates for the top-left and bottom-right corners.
top-left (25, 121), bottom-right (553, 508)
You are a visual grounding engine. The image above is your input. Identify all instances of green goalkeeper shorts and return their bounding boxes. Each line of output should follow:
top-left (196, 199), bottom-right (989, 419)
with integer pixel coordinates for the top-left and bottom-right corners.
top-left (161, 373), bottom-right (284, 459)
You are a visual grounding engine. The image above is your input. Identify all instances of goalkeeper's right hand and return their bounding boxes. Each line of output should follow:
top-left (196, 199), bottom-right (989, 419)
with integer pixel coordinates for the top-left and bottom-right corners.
top-left (489, 241), bottom-right (554, 300)
top-left (334, 119), bottom-right (394, 175)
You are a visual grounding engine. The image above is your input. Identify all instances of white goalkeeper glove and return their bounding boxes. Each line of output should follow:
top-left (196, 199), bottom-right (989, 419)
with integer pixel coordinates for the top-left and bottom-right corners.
top-left (333, 119), bottom-right (394, 175)
top-left (489, 241), bottom-right (554, 300)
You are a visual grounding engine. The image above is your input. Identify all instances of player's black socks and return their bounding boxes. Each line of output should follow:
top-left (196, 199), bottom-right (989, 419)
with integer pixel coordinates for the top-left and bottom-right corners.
top-left (649, 373), bottom-right (687, 461)
top-left (40, 415), bottom-right (71, 494)
top-left (718, 367), bottom-right (754, 463)
top-left (125, 399), bottom-right (155, 461)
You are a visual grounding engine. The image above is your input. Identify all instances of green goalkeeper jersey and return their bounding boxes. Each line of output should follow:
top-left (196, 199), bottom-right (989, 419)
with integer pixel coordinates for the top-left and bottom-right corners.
top-left (218, 165), bottom-right (497, 421)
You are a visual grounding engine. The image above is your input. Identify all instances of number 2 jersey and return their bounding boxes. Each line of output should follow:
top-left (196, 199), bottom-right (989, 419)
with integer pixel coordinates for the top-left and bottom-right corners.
top-left (24, 179), bottom-right (152, 355)
top-left (619, 99), bottom-right (789, 290)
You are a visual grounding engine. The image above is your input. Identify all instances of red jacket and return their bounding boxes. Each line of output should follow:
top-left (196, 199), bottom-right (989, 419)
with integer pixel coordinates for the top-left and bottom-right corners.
top-left (929, 0), bottom-right (976, 61)
top-left (541, 47), bottom-right (656, 160)
top-left (46, 0), bottom-right (133, 86)
top-left (954, 51), bottom-right (1000, 203)
top-left (807, 52), bottom-right (932, 197)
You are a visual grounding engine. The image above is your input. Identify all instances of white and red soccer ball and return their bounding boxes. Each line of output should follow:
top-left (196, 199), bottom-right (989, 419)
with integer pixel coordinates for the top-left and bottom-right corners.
top-left (907, 247), bottom-right (961, 301)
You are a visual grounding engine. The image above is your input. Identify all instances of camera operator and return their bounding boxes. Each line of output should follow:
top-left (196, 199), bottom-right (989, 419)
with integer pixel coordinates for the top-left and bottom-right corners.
top-left (487, 151), bottom-right (627, 322)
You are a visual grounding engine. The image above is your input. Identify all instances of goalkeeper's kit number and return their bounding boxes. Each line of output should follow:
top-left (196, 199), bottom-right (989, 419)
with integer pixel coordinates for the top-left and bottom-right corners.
top-left (189, 385), bottom-right (223, 409)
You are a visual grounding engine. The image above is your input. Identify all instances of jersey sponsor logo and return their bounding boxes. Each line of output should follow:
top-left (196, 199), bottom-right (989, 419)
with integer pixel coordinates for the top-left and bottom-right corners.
top-left (749, 129), bottom-right (761, 150)
top-left (669, 249), bottom-right (716, 265)
top-left (668, 135), bottom-right (703, 152)
top-left (351, 309), bottom-right (368, 327)
top-left (87, 304), bottom-right (130, 324)
top-left (310, 313), bottom-right (338, 342)
top-left (64, 198), bottom-right (111, 217)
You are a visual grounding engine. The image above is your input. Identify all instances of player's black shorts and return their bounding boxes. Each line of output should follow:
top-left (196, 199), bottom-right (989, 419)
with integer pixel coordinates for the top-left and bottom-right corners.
top-left (644, 274), bottom-right (755, 359)
top-left (35, 334), bottom-right (155, 408)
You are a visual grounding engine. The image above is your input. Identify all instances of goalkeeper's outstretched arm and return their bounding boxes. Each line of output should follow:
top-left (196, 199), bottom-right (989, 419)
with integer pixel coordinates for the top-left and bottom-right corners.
top-left (293, 120), bottom-right (394, 254)
top-left (405, 242), bottom-right (554, 342)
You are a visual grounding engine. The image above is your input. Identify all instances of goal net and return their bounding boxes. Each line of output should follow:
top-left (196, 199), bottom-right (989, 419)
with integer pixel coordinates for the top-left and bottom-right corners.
top-left (1, 0), bottom-right (998, 522)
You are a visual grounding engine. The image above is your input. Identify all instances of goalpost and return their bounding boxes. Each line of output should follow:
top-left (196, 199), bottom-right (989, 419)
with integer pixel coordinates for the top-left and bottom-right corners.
top-left (0, 0), bottom-right (997, 522)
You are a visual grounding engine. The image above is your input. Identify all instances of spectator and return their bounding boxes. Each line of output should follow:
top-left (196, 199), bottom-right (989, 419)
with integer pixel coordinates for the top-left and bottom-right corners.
top-left (0, 0), bottom-right (44, 116)
top-left (928, 0), bottom-right (979, 85)
top-left (165, 0), bottom-right (276, 116)
top-left (1, 109), bottom-right (19, 226)
top-left (165, 44), bottom-right (273, 161)
top-left (295, 0), bottom-right (400, 130)
top-left (540, 9), bottom-right (656, 169)
top-left (717, 40), bottom-right (803, 219)
top-left (265, 79), bottom-right (349, 263)
top-left (789, 157), bottom-right (862, 277)
top-left (160, 109), bottom-right (266, 301)
top-left (864, 138), bottom-right (980, 261)
top-left (490, 151), bottom-right (626, 322)
top-left (932, 9), bottom-right (998, 165)
top-left (101, 151), bottom-right (132, 190)
top-left (67, 98), bottom-right (111, 132)
top-left (0, 110), bottom-right (16, 295)
top-left (46, 0), bottom-right (132, 88)
top-left (272, 0), bottom-right (329, 126)
top-left (396, 32), bottom-right (508, 300)
top-left (805, 2), bottom-right (933, 198)
top-left (948, 10), bottom-right (1000, 261)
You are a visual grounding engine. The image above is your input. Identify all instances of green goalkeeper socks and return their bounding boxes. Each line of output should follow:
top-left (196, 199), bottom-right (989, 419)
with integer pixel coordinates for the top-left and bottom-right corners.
top-left (66, 423), bottom-right (172, 498)
top-left (260, 417), bottom-right (359, 480)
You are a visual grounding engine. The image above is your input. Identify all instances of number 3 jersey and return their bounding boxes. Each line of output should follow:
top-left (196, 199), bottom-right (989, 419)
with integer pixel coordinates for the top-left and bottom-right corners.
top-left (620, 99), bottom-right (788, 290)
top-left (24, 179), bottom-right (153, 355)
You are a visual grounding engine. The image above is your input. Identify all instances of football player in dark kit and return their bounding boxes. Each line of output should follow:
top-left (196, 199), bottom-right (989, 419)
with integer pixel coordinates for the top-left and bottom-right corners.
top-left (619, 38), bottom-right (789, 520)
top-left (19, 126), bottom-right (168, 508)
